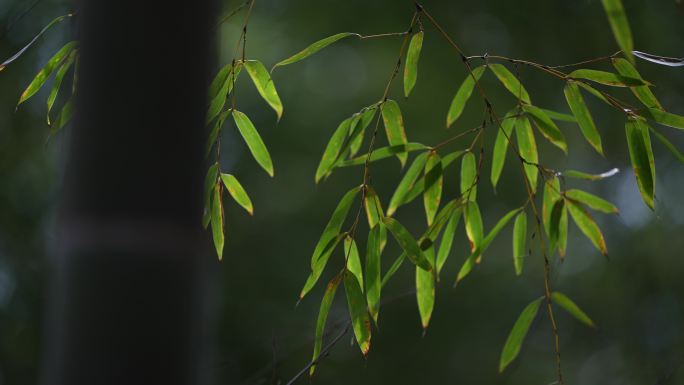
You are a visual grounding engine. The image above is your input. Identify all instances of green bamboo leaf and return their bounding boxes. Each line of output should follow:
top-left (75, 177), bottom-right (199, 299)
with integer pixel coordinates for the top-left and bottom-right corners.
top-left (344, 236), bottom-right (363, 290)
top-left (551, 292), bottom-right (596, 328)
top-left (461, 151), bottom-right (478, 201)
top-left (457, 207), bottom-right (521, 283)
top-left (50, 96), bottom-right (73, 134)
top-left (202, 163), bottom-right (220, 229)
top-left (637, 108), bottom-right (684, 131)
top-left (338, 143), bottom-right (428, 167)
top-left (365, 224), bottom-right (385, 323)
top-left (310, 274), bottom-right (342, 376)
top-left (568, 69), bottom-right (647, 87)
top-left (402, 151), bottom-right (465, 206)
top-left (499, 297), bottom-right (543, 373)
top-left (344, 269), bottom-right (371, 356)
top-left (388, 152), bottom-right (428, 216)
top-left (381, 100), bottom-right (409, 166)
top-left (463, 200), bottom-right (483, 255)
top-left (564, 81), bottom-right (603, 154)
top-left (211, 184), bottom-right (225, 260)
top-left (538, 108), bottom-right (577, 123)
top-left (0, 13), bottom-right (74, 72)
top-left (515, 115), bottom-right (539, 192)
top-left (206, 109), bottom-right (233, 157)
top-left (611, 58), bottom-right (662, 109)
top-left (436, 207), bottom-right (462, 275)
top-left (542, 178), bottom-right (561, 239)
top-left (577, 82), bottom-right (612, 106)
top-left (232, 110), bottom-right (274, 177)
top-left (18, 41), bottom-right (78, 105)
top-left (601, 0), bottom-right (634, 63)
top-left (364, 186), bottom-right (384, 229)
top-left (649, 125), bottom-right (684, 164)
top-left (489, 63), bottom-right (531, 104)
top-left (404, 31), bottom-right (424, 97)
top-left (47, 49), bottom-right (76, 124)
top-left (300, 234), bottom-right (345, 300)
top-left (491, 110), bottom-right (518, 190)
top-left (562, 168), bottom-right (620, 181)
top-left (206, 63), bottom-right (241, 125)
top-left (512, 211), bottom-right (527, 276)
top-left (221, 173), bottom-right (254, 215)
top-left (565, 189), bottom-right (619, 214)
top-left (548, 199), bottom-right (566, 257)
top-left (416, 246), bottom-right (435, 329)
top-left (347, 106), bottom-right (377, 158)
top-left (625, 118), bottom-right (656, 209)
top-left (315, 117), bottom-right (352, 183)
top-left (382, 217), bottom-right (431, 271)
top-left (273, 32), bottom-right (358, 69)
top-left (446, 65), bottom-right (486, 128)
top-left (542, 179), bottom-right (568, 257)
top-left (243, 60), bottom-right (283, 119)
top-left (523, 105), bottom-right (568, 153)
top-left (567, 199), bottom-right (608, 256)
top-left (424, 152), bottom-right (443, 225)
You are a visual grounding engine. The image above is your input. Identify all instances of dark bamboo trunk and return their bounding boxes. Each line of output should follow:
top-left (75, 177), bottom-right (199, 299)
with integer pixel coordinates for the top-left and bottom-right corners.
top-left (41, 1), bottom-right (214, 384)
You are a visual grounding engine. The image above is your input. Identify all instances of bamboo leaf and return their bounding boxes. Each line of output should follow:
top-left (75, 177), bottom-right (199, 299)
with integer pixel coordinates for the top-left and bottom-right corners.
top-left (344, 236), bottom-right (364, 290)
top-left (637, 108), bottom-right (684, 131)
top-left (489, 63), bottom-right (531, 104)
top-left (244, 60), bottom-right (283, 119)
top-left (416, 246), bottom-right (435, 329)
top-left (515, 115), bottom-right (539, 192)
top-left (316, 117), bottom-right (352, 183)
top-left (382, 217), bottom-right (431, 271)
top-left (50, 96), bottom-right (73, 134)
top-left (381, 100), bottom-right (409, 166)
top-left (310, 274), bottom-right (342, 376)
top-left (568, 69), bottom-right (647, 87)
top-left (206, 109), bottom-right (233, 157)
top-left (523, 105), bottom-right (568, 153)
top-left (274, 32), bottom-right (358, 69)
top-left (424, 152), bottom-right (443, 225)
top-left (18, 41), bottom-right (78, 105)
top-left (512, 212), bottom-right (527, 276)
top-left (538, 108), bottom-right (577, 122)
top-left (577, 81), bottom-right (612, 106)
top-left (347, 106), bottom-right (377, 158)
top-left (491, 110), bottom-right (517, 190)
top-left (625, 118), bottom-right (656, 209)
top-left (436, 207), bottom-right (462, 275)
top-left (233, 110), bottom-right (274, 177)
top-left (202, 163), bottom-right (220, 229)
top-left (567, 199), bottom-right (608, 256)
top-left (551, 292), bottom-right (596, 328)
top-left (402, 151), bottom-right (465, 206)
top-left (446, 65), bottom-right (486, 127)
top-left (499, 297), bottom-right (543, 373)
top-left (344, 269), bottom-right (372, 356)
top-left (47, 49), bottom-right (76, 124)
top-left (464, 200), bottom-right (483, 255)
top-left (611, 58), bottom-right (662, 109)
top-left (388, 152), bottom-right (428, 216)
top-left (211, 184), bottom-right (225, 260)
top-left (564, 81), bottom-right (603, 154)
top-left (338, 143), bottom-right (428, 167)
top-left (404, 31), bottom-right (424, 97)
top-left (364, 186), bottom-right (384, 229)
top-left (565, 189), bottom-right (619, 214)
top-left (365, 224), bottom-right (385, 323)
top-left (548, 199), bottom-right (566, 256)
top-left (221, 173), bottom-right (254, 215)
top-left (601, 0), bottom-right (634, 63)
top-left (649, 125), bottom-right (684, 164)
top-left (562, 168), bottom-right (619, 181)
top-left (300, 234), bottom-right (345, 300)
top-left (207, 62), bottom-right (241, 125)
top-left (461, 151), bottom-right (478, 201)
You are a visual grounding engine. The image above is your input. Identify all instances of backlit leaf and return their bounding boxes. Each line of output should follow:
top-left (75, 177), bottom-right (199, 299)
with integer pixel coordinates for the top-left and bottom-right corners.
top-left (637, 108), bottom-right (684, 131)
top-left (310, 274), bottom-right (342, 376)
top-left (463, 200), bottom-right (483, 255)
top-left (382, 217), bottom-right (431, 271)
top-left (436, 207), bottom-right (462, 275)
top-left (612, 58), bottom-right (662, 109)
top-left (364, 186), bottom-right (384, 229)
top-left (202, 163), bottom-right (220, 229)
top-left (512, 211), bottom-right (527, 276)
top-left (416, 246), bottom-right (435, 329)
top-left (344, 236), bottom-right (363, 290)
top-left (649, 126), bottom-right (684, 164)
top-left (523, 104), bottom-right (567, 153)
top-left (18, 41), bottom-right (78, 105)
top-left (491, 109), bottom-right (517, 190)
top-left (47, 49), bottom-right (76, 124)
top-left (424, 152), bottom-right (443, 225)
top-left (564, 81), bottom-right (603, 154)
top-left (244, 60), bottom-right (283, 119)
top-left (562, 168), bottom-right (619, 181)
top-left (338, 143), bottom-right (428, 167)
top-left (300, 234), bottom-right (345, 300)
top-left (221, 173), bottom-right (254, 215)
top-left (206, 109), bottom-right (233, 157)
top-left (446, 65), bottom-right (486, 127)
top-left (404, 31), bottom-right (424, 97)
top-left (274, 32), bottom-right (358, 68)
top-left (207, 62), bottom-right (241, 124)
top-left (365, 224), bottom-right (385, 322)
top-left (551, 292), bottom-right (596, 328)
top-left (316, 117), bottom-right (352, 183)
top-left (567, 199), bottom-right (608, 256)
top-left (233, 110), bottom-right (274, 177)
top-left (460, 151), bottom-right (478, 201)
top-left (344, 269), bottom-right (371, 356)
top-left (548, 199), bottom-right (566, 256)
top-left (515, 116), bottom-right (539, 192)
top-left (565, 189), bottom-right (619, 214)
top-left (211, 184), bottom-right (225, 260)
top-left (489, 63), bottom-right (531, 104)
top-left (388, 153), bottom-right (428, 216)
top-left (49, 96), bottom-right (73, 134)
top-left (538, 108), bottom-right (576, 122)
top-left (625, 118), bottom-right (655, 209)
top-left (499, 297), bottom-right (543, 373)
top-left (601, 0), bottom-right (634, 63)
top-left (402, 151), bottom-right (465, 207)
top-left (381, 100), bottom-right (409, 166)
top-left (568, 69), bottom-right (647, 87)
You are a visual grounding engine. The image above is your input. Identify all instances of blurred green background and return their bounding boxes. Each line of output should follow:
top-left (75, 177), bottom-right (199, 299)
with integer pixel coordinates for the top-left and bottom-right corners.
top-left (1, 0), bottom-right (684, 384)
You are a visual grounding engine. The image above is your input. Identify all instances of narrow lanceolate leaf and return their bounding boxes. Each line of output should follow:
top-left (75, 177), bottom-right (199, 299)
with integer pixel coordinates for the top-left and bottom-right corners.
top-left (564, 81), bottom-right (603, 154)
top-left (344, 269), bottom-right (372, 356)
top-left (273, 32), bottom-right (358, 69)
top-left (548, 199), bottom-right (566, 257)
top-left (206, 109), bottom-right (233, 157)
top-left (542, 178), bottom-right (561, 238)
top-left (47, 49), bottom-right (76, 124)
top-left (388, 153), bottom-right (428, 216)
top-left (601, 0), bottom-right (634, 63)
top-left (612, 58), bottom-right (662, 110)
top-left (424, 152), bottom-right (443, 225)
top-left (542, 179), bottom-right (568, 257)
top-left (0, 13), bottom-right (74, 72)
top-left (551, 292), bottom-right (596, 328)
top-left (233, 110), bottom-right (274, 177)
top-left (211, 185), bottom-right (225, 260)
top-left (489, 63), bottom-right (531, 104)
top-left (523, 105), bottom-right (567, 153)
top-left (221, 173), bottom-right (254, 215)
top-left (300, 234), bottom-right (344, 300)
top-left (436, 207), bottom-right (462, 275)
top-left (365, 224), bottom-right (384, 323)
top-left (568, 69), bottom-right (647, 87)
top-left (347, 106), bottom-right (377, 158)
top-left (404, 31), bottom-right (424, 97)
top-left (562, 168), bottom-right (620, 181)
top-left (381, 100), bottom-right (409, 166)
top-left (457, 207), bottom-right (521, 283)
top-left (463, 201), bottom-right (483, 255)
top-left (243, 60), bottom-right (283, 119)
top-left (18, 41), bottom-right (78, 105)
top-left (649, 126), bottom-right (684, 164)
top-left (50, 96), bottom-right (73, 134)
top-left (315, 117), bottom-right (351, 183)
top-left (499, 297), bottom-right (543, 373)
top-left (461, 151), bottom-right (478, 201)
top-left (567, 199), bottom-right (608, 256)
top-left (339, 143), bottom-right (428, 167)
top-left (382, 217), bottom-right (431, 271)
top-left (446, 65), bottom-right (486, 128)
top-left (512, 212), bottom-right (527, 276)
top-left (416, 246), bottom-right (435, 329)
top-left (310, 274), bottom-right (342, 376)
top-left (577, 82), bottom-right (612, 106)
top-left (625, 118), bottom-right (656, 209)
top-left (207, 62), bottom-right (241, 124)
top-left (364, 186), bottom-right (384, 229)
top-left (539, 108), bottom-right (577, 123)
top-left (565, 189), bottom-right (619, 214)
top-left (491, 110), bottom-right (517, 190)
top-left (344, 236), bottom-right (364, 290)
top-left (637, 108), bottom-right (684, 131)
top-left (202, 163), bottom-right (220, 228)
top-left (402, 151), bottom-right (465, 206)
top-left (633, 50), bottom-right (684, 67)
top-left (515, 116), bottom-right (539, 191)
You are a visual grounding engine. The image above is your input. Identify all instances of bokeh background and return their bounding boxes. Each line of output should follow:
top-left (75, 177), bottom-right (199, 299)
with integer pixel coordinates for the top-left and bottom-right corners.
top-left (1, 0), bottom-right (684, 384)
